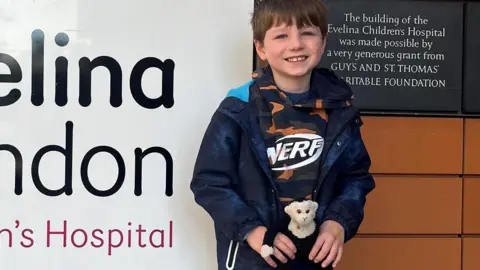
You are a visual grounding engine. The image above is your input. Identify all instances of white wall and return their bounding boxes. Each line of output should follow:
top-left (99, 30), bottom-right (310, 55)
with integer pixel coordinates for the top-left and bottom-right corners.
top-left (0, 0), bottom-right (254, 269)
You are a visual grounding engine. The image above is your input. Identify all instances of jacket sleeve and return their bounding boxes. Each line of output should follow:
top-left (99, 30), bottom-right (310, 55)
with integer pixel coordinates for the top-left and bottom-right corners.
top-left (321, 118), bottom-right (375, 242)
top-left (190, 109), bottom-right (264, 243)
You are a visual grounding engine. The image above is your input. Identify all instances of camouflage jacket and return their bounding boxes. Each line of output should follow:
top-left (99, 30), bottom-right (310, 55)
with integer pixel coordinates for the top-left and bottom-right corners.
top-left (190, 67), bottom-right (375, 270)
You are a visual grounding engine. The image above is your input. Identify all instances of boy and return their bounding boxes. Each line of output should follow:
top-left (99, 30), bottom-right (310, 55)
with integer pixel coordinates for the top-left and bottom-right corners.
top-left (190, 0), bottom-right (375, 269)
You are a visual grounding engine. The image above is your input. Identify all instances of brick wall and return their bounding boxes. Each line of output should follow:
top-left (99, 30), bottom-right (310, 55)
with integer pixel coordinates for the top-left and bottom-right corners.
top-left (337, 116), bottom-right (480, 270)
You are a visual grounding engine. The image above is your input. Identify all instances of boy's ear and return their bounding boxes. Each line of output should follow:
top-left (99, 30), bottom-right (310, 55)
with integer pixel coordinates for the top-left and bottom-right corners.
top-left (322, 33), bottom-right (328, 52)
top-left (322, 33), bottom-right (328, 43)
top-left (254, 39), bottom-right (267, 61)
top-left (320, 34), bottom-right (328, 54)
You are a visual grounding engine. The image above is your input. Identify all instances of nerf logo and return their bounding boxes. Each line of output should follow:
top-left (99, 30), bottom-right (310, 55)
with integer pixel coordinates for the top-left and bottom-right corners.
top-left (267, 134), bottom-right (324, 171)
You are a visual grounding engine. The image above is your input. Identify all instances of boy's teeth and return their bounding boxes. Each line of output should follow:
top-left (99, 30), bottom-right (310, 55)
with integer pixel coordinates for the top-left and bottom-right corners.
top-left (287, 56), bottom-right (306, 62)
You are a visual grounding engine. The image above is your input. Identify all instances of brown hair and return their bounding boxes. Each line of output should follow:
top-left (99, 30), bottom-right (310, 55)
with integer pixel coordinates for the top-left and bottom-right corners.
top-left (250, 0), bottom-right (329, 43)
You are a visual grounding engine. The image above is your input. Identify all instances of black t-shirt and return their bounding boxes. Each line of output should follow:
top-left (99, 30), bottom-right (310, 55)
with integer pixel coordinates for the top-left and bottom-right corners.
top-left (269, 89), bottom-right (327, 205)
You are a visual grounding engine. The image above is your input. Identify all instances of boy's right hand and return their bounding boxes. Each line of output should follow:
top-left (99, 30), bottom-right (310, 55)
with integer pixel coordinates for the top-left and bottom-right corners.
top-left (246, 226), bottom-right (297, 268)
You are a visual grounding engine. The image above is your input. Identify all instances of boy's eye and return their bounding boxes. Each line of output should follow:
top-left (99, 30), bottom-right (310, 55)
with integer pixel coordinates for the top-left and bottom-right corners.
top-left (302, 31), bottom-right (315, 36)
top-left (275, 34), bottom-right (287, 39)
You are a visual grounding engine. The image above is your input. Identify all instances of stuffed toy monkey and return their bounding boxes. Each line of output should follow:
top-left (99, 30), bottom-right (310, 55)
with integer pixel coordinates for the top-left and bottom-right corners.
top-left (260, 199), bottom-right (330, 269)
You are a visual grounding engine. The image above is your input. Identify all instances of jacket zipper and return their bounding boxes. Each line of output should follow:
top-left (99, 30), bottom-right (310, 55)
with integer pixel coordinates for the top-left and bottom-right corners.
top-left (220, 106), bottom-right (281, 225)
top-left (247, 138), bottom-right (281, 222)
top-left (238, 123), bottom-right (281, 223)
top-left (313, 111), bottom-right (358, 201)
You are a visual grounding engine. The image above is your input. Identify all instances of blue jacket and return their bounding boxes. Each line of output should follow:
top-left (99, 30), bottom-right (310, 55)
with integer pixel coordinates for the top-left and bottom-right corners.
top-left (190, 68), bottom-right (375, 270)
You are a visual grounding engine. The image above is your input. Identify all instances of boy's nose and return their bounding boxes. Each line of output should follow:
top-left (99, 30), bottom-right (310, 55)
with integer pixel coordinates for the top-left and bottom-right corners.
top-left (288, 33), bottom-right (303, 50)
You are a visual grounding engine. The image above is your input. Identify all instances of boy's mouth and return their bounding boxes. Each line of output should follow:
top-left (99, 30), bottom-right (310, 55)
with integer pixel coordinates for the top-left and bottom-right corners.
top-left (285, 56), bottom-right (308, 62)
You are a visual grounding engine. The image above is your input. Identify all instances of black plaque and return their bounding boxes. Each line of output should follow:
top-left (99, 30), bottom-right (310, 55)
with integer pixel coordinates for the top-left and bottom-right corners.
top-left (463, 2), bottom-right (480, 114)
top-left (319, 0), bottom-right (463, 112)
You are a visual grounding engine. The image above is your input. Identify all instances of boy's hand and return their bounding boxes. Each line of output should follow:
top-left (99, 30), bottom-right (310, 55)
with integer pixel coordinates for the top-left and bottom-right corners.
top-left (309, 220), bottom-right (345, 268)
top-left (246, 226), bottom-right (297, 268)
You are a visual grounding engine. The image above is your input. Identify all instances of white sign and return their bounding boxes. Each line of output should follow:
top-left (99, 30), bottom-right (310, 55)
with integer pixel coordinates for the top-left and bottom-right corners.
top-left (0, 0), bottom-right (253, 269)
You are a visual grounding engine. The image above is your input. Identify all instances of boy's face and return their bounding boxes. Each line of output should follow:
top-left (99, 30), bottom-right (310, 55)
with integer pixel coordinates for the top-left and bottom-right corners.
top-left (255, 20), bottom-right (326, 81)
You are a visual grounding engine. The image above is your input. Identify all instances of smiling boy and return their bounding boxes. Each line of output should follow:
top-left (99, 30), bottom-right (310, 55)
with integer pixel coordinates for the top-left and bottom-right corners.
top-left (190, 0), bottom-right (375, 269)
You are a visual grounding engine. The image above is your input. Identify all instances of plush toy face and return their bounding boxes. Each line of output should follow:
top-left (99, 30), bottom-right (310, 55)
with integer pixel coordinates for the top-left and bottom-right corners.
top-left (284, 200), bottom-right (318, 226)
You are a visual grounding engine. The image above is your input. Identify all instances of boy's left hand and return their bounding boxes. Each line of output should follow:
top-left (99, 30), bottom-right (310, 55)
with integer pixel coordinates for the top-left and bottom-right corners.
top-left (308, 220), bottom-right (345, 268)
